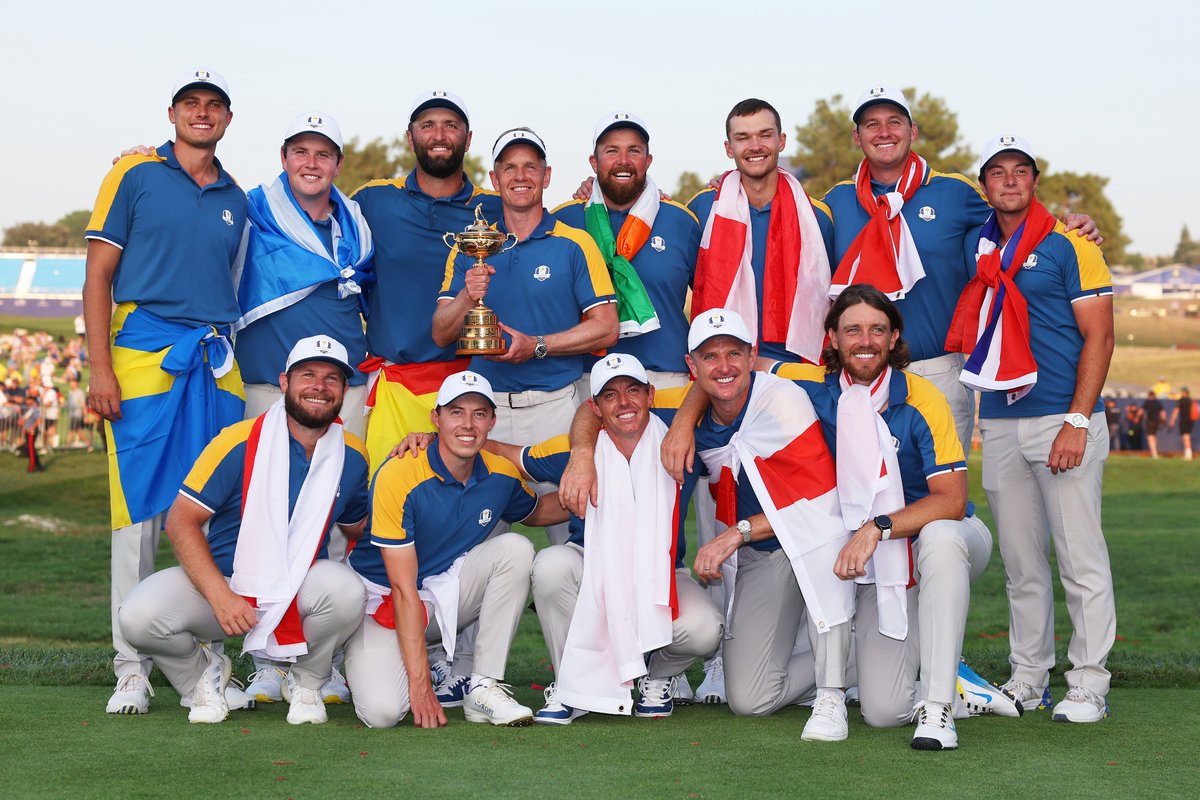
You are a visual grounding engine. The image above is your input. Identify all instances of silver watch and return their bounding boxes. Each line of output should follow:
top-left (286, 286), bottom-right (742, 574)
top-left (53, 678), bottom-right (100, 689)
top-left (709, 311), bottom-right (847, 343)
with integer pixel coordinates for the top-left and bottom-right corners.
top-left (1063, 412), bottom-right (1090, 430)
top-left (533, 335), bottom-right (548, 360)
top-left (736, 519), bottom-right (752, 545)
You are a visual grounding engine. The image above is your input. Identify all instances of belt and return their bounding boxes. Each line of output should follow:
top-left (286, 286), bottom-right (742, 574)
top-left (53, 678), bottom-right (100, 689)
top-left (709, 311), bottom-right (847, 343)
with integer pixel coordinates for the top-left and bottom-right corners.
top-left (907, 353), bottom-right (965, 376)
top-left (492, 384), bottom-right (576, 409)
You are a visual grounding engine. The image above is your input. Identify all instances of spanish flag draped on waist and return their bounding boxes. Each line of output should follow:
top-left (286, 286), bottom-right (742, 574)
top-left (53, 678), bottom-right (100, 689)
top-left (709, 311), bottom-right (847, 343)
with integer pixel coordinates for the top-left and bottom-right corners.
top-left (105, 302), bottom-right (245, 529)
top-left (360, 357), bottom-right (467, 473)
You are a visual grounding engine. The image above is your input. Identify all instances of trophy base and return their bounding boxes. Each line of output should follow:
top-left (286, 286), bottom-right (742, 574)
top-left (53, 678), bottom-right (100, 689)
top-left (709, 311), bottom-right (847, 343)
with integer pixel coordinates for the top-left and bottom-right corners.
top-left (457, 340), bottom-right (508, 357)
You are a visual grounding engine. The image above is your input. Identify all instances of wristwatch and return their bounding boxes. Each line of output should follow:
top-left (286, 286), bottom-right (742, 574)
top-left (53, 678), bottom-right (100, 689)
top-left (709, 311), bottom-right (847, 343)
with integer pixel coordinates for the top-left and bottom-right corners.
top-left (736, 519), bottom-right (752, 545)
top-left (874, 514), bottom-right (893, 541)
top-left (533, 335), bottom-right (548, 360)
top-left (1063, 412), bottom-right (1090, 429)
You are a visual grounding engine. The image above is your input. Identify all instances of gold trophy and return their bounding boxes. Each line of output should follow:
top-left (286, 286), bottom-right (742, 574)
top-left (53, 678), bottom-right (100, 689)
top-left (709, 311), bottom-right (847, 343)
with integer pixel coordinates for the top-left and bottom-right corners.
top-left (443, 205), bottom-right (517, 356)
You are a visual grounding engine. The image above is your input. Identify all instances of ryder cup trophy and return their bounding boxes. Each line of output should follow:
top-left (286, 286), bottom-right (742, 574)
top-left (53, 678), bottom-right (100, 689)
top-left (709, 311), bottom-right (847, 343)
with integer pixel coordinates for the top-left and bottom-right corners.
top-left (443, 205), bottom-right (517, 356)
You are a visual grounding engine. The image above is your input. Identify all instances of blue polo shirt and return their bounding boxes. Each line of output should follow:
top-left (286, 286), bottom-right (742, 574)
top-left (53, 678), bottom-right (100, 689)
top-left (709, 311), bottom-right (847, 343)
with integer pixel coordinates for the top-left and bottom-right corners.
top-left (688, 188), bottom-right (835, 363)
top-left (553, 199), bottom-right (700, 374)
top-left (821, 170), bottom-right (991, 362)
top-left (971, 221), bottom-right (1112, 419)
top-left (351, 439), bottom-right (536, 586)
top-left (179, 419), bottom-right (371, 577)
top-left (235, 218), bottom-right (368, 385)
top-left (439, 211), bottom-right (616, 392)
top-left (519, 385), bottom-right (696, 565)
top-left (85, 142), bottom-right (246, 327)
top-left (773, 363), bottom-right (969, 510)
top-left (351, 173), bottom-right (502, 364)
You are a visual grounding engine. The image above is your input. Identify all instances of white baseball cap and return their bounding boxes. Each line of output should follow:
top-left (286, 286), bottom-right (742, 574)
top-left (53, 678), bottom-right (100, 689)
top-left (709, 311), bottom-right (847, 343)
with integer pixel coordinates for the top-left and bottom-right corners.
top-left (409, 89), bottom-right (469, 126)
top-left (492, 127), bottom-right (547, 162)
top-left (171, 68), bottom-right (231, 107)
top-left (589, 353), bottom-right (650, 397)
top-left (283, 112), bottom-right (344, 150)
top-left (687, 308), bottom-right (754, 352)
top-left (436, 371), bottom-right (496, 408)
top-left (851, 85), bottom-right (911, 124)
top-left (978, 134), bottom-right (1038, 176)
top-left (286, 334), bottom-right (354, 379)
top-left (592, 112), bottom-right (650, 150)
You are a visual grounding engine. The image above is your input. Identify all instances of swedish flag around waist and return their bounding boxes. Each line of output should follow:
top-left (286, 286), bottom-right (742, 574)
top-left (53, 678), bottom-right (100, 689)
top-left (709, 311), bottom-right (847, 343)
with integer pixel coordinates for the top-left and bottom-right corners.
top-left (105, 303), bottom-right (246, 529)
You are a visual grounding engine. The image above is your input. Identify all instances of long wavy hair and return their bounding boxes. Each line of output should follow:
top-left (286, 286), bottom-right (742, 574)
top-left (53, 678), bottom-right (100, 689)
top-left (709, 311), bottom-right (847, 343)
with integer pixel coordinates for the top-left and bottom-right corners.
top-left (820, 284), bottom-right (911, 373)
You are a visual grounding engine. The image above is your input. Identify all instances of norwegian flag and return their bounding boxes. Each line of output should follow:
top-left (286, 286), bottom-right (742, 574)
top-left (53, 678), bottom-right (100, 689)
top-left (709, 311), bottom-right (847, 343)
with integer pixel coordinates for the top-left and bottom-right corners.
top-left (697, 373), bottom-right (853, 632)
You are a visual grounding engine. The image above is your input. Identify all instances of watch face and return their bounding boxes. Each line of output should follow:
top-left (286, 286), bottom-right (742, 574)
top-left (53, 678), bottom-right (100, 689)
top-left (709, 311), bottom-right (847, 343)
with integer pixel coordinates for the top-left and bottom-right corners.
top-left (875, 515), bottom-right (892, 530)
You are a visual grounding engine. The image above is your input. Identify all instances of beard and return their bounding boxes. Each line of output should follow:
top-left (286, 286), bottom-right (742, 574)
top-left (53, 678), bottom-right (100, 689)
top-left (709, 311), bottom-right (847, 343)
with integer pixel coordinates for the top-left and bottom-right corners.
top-left (413, 138), bottom-right (467, 180)
top-left (597, 171), bottom-right (646, 208)
top-left (284, 389), bottom-right (343, 430)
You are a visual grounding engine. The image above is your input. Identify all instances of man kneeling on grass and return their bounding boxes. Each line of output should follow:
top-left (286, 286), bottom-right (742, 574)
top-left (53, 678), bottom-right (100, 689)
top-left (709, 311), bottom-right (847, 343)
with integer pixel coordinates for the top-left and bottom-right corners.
top-left (120, 335), bottom-right (370, 725)
top-left (344, 371), bottom-right (567, 728)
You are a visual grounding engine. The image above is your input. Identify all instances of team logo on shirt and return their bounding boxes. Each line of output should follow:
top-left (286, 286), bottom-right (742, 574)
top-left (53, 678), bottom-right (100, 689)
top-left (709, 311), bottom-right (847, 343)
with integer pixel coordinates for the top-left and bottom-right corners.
top-left (891, 436), bottom-right (901, 452)
top-left (1022, 254), bottom-right (1038, 269)
top-left (221, 209), bottom-right (234, 226)
top-left (533, 265), bottom-right (551, 282)
top-left (650, 236), bottom-right (666, 252)
top-left (478, 508), bottom-right (493, 526)
top-left (918, 206), bottom-right (936, 222)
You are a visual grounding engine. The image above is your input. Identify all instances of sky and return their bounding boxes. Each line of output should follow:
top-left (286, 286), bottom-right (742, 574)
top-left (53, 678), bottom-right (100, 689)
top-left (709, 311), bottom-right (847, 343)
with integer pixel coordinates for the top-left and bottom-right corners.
top-left (3, 0), bottom-right (1195, 258)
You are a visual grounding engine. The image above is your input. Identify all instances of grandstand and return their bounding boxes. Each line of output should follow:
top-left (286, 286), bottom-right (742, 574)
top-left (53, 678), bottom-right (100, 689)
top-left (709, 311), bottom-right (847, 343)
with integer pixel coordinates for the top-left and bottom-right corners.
top-left (0, 248), bottom-right (85, 316)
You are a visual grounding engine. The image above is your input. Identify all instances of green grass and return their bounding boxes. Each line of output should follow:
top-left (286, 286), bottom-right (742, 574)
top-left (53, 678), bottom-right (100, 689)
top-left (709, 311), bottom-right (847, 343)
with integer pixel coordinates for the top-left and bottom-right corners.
top-left (2, 451), bottom-right (1198, 797)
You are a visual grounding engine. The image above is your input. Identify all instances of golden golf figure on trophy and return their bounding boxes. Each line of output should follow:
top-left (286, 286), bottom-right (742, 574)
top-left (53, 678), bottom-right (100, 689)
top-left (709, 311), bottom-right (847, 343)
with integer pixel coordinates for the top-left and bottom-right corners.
top-left (443, 204), bottom-right (518, 355)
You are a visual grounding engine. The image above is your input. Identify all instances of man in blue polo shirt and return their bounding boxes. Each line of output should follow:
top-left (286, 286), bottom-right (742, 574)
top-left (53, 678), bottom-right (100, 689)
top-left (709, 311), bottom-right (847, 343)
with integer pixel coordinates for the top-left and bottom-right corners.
top-left (772, 285), bottom-right (1001, 751)
top-left (235, 112), bottom-right (372, 440)
top-left (85, 68), bottom-right (248, 716)
top-left (352, 90), bottom-right (503, 473)
top-left (953, 135), bottom-right (1116, 725)
top-left (553, 113), bottom-right (700, 388)
top-left (482, 354), bottom-right (721, 724)
top-left (344, 371), bottom-right (567, 729)
top-left (118, 335), bottom-right (370, 726)
top-left (435, 127), bottom-right (618, 451)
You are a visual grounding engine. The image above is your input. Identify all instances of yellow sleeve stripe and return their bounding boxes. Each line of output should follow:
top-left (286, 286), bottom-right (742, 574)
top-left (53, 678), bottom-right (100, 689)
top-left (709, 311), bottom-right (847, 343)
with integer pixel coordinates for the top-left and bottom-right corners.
top-left (87, 154), bottom-right (165, 233)
top-left (904, 373), bottom-right (965, 465)
top-left (527, 434), bottom-right (570, 460)
top-left (371, 452), bottom-right (436, 543)
top-left (350, 177), bottom-right (404, 198)
top-left (820, 179), bottom-right (855, 202)
top-left (439, 243), bottom-right (461, 294)
top-left (810, 197), bottom-right (833, 222)
top-left (550, 221), bottom-right (615, 296)
top-left (661, 199), bottom-right (700, 226)
top-left (469, 187), bottom-right (500, 202)
top-left (182, 419), bottom-right (254, 493)
top-left (344, 431), bottom-right (369, 461)
top-left (481, 449), bottom-right (525, 480)
top-left (684, 187), bottom-right (715, 207)
top-left (772, 362), bottom-right (827, 384)
top-left (1053, 223), bottom-right (1112, 292)
top-left (652, 385), bottom-right (691, 410)
top-left (550, 198), bottom-right (583, 215)
top-left (930, 170), bottom-right (989, 202)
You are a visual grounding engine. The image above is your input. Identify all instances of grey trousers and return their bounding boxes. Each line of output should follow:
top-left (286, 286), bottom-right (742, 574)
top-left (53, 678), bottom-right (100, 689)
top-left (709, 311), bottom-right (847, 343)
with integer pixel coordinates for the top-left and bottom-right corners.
top-left (908, 353), bottom-right (975, 458)
top-left (724, 546), bottom-right (851, 716)
top-left (979, 412), bottom-right (1115, 695)
top-left (531, 543), bottom-right (723, 678)
top-left (111, 513), bottom-right (164, 680)
top-left (119, 560), bottom-right (365, 694)
top-left (855, 515), bottom-right (993, 727)
top-left (343, 532), bottom-right (534, 728)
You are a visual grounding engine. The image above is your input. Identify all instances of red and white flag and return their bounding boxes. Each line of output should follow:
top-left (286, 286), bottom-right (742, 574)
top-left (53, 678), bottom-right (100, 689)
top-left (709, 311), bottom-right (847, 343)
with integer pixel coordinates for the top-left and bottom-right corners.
top-left (698, 373), bottom-right (853, 632)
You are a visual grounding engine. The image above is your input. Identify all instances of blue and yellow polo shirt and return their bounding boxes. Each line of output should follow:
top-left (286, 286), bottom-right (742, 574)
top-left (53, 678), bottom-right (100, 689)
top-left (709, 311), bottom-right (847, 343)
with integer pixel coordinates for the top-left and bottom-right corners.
top-left (85, 141), bottom-right (246, 327)
top-left (350, 438), bottom-right (536, 587)
top-left (821, 170), bottom-right (991, 362)
top-left (519, 385), bottom-right (696, 565)
top-left (772, 363), bottom-right (967, 509)
top-left (553, 199), bottom-right (700, 374)
top-left (352, 172), bottom-right (501, 365)
top-left (971, 221), bottom-right (1112, 419)
top-left (179, 420), bottom-right (371, 577)
top-left (687, 187), bottom-right (835, 364)
top-left (439, 210), bottom-right (616, 392)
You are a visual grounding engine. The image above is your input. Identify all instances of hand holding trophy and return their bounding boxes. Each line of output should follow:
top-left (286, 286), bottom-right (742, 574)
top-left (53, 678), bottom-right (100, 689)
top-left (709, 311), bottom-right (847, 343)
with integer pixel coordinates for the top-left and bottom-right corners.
top-left (442, 204), bottom-right (518, 356)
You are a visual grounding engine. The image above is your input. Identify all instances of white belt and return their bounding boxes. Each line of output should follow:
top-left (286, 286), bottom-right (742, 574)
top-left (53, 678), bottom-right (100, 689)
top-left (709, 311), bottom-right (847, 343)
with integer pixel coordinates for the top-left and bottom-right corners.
top-left (493, 383), bottom-right (576, 409)
top-left (907, 353), bottom-right (965, 377)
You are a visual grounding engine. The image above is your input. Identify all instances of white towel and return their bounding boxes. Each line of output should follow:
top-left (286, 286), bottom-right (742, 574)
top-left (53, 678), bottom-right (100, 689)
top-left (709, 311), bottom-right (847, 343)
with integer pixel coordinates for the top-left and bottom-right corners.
top-left (231, 398), bottom-right (343, 660)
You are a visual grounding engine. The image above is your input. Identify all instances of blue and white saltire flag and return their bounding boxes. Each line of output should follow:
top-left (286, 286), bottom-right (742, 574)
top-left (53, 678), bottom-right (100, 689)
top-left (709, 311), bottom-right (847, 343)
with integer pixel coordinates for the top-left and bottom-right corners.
top-left (234, 173), bottom-right (375, 332)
